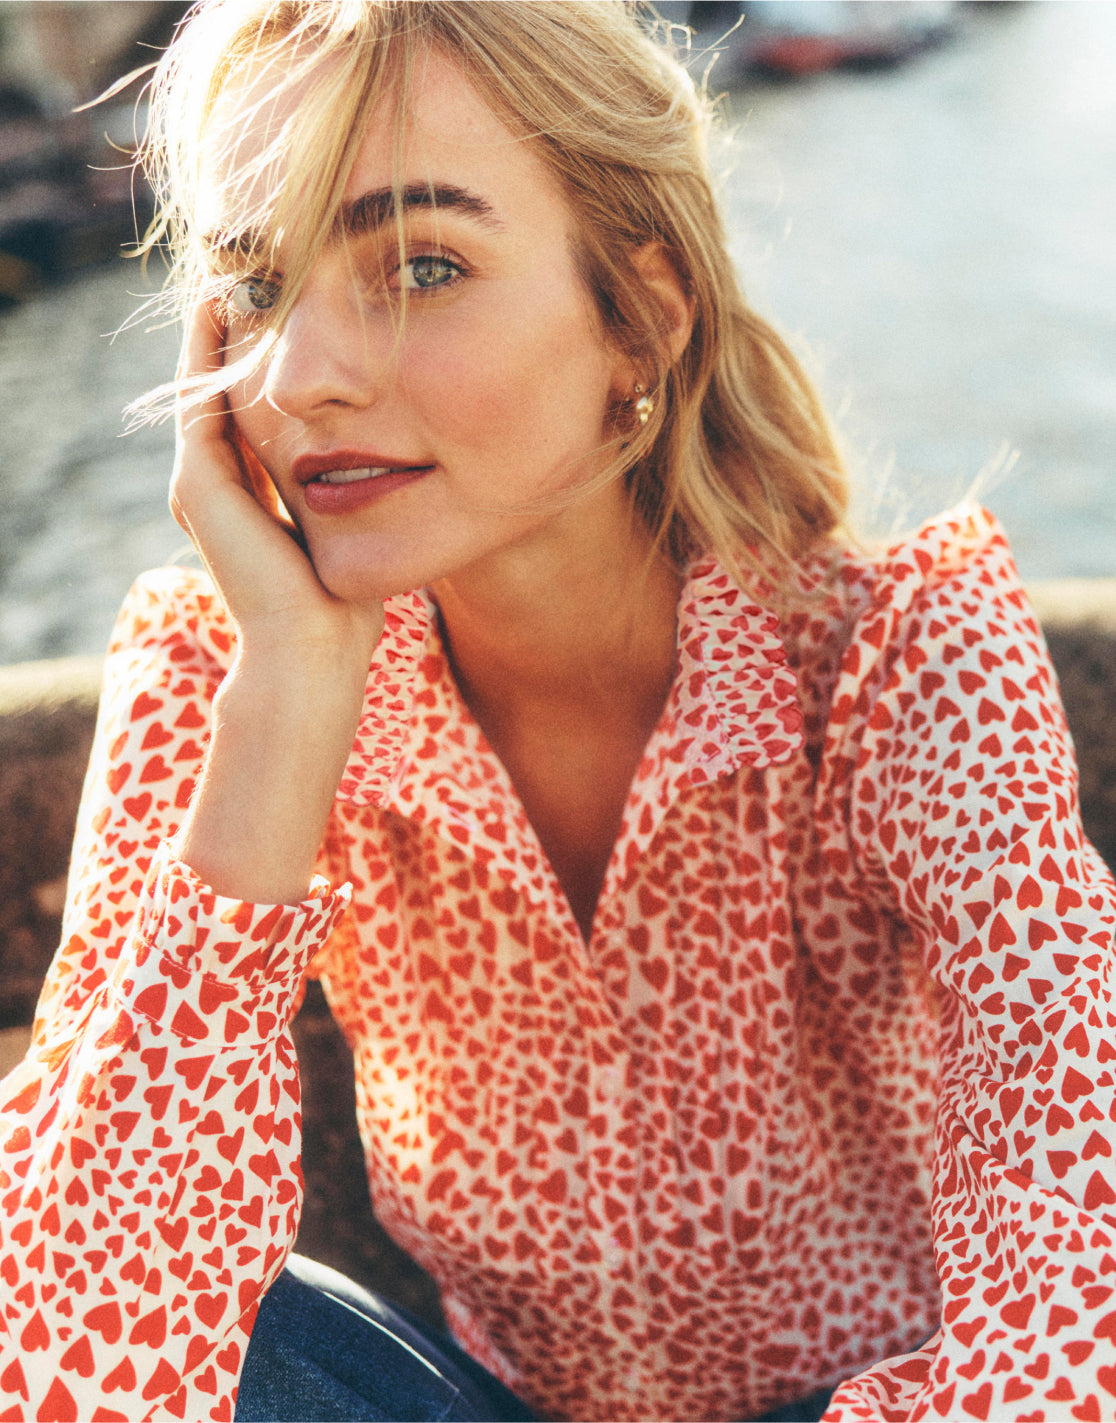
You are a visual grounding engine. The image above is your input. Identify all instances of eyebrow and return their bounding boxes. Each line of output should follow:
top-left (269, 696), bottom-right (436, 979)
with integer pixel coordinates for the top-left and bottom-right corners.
top-left (203, 182), bottom-right (503, 260)
top-left (334, 183), bottom-right (504, 240)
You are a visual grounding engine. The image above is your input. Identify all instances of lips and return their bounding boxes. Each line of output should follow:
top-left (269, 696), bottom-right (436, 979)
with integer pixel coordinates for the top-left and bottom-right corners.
top-left (292, 449), bottom-right (434, 485)
top-left (292, 448), bottom-right (435, 516)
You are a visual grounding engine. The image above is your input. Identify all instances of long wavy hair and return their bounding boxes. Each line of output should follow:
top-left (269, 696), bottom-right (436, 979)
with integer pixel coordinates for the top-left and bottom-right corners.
top-left (136, 0), bottom-right (848, 586)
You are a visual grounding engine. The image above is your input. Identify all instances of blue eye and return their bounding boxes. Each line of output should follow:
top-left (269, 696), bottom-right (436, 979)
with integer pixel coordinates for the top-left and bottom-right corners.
top-left (402, 255), bottom-right (460, 291)
top-left (228, 276), bottom-right (281, 316)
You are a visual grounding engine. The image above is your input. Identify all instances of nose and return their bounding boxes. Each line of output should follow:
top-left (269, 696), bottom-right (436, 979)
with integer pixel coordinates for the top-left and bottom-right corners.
top-left (258, 278), bottom-right (392, 421)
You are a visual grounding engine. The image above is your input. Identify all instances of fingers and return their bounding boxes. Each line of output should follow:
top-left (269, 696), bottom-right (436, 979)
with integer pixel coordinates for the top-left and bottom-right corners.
top-left (170, 301), bottom-right (245, 539)
top-left (169, 297), bottom-right (317, 625)
top-left (175, 299), bottom-right (231, 443)
top-left (173, 307), bottom-right (296, 532)
top-left (177, 296), bottom-right (227, 387)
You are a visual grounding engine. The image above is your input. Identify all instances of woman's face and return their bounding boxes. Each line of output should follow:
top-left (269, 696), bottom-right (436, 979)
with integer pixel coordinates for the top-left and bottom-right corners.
top-left (205, 48), bottom-right (635, 604)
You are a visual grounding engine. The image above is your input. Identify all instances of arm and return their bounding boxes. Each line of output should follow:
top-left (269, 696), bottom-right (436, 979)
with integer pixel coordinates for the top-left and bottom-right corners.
top-left (1, 577), bottom-right (351, 1421)
top-left (819, 515), bottom-right (1116, 1421)
top-left (0, 303), bottom-right (385, 1420)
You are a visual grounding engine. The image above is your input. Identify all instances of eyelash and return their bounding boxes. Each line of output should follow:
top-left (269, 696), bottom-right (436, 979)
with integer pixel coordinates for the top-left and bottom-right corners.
top-left (225, 275), bottom-right (281, 321)
top-left (223, 247), bottom-right (468, 324)
top-left (393, 251), bottom-right (467, 293)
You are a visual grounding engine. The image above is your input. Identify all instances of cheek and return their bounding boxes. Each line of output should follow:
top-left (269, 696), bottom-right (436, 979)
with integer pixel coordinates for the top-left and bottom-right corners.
top-left (405, 294), bottom-right (614, 456)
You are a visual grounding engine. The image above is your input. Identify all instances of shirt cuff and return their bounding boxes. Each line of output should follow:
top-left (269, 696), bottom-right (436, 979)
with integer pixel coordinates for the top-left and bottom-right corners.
top-left (108, 842), bottom-right (351, 1045)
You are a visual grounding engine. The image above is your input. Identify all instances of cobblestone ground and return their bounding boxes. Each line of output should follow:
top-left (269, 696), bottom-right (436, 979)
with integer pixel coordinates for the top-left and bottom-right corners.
top-left (0, 0), bottom-right (1112, 666)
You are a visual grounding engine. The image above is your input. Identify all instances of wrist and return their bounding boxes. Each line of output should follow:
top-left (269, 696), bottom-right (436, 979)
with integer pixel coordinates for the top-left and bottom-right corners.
top-left (232, 601), bottom-right (385, 677)
top-left (177, 647), bottom-right (370, 905)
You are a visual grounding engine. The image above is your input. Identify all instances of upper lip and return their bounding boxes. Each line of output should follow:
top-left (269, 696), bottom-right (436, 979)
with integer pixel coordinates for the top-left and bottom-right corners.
top-left (291, 449), bottom-right (433, 484)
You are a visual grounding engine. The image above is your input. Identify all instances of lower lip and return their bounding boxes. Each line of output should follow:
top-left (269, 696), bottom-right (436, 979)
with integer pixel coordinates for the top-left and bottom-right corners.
top-left (301, 467), bottom-right (433, 515)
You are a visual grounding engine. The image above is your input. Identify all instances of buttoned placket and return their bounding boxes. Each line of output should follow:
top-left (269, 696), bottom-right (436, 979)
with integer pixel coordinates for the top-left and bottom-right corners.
top-left (335, 561), bottom-right (805, 1414)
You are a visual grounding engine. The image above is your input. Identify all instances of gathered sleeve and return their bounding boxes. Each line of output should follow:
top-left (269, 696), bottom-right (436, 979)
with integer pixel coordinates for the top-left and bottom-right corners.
top-left (815, 510), bottom-right (1116, 1421)
top-left (0, 570), bottom-right (350, 1422)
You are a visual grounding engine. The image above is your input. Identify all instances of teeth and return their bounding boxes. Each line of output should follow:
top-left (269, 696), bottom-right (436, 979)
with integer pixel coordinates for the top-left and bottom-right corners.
top-left (316, 467), bottom-right (384, 485)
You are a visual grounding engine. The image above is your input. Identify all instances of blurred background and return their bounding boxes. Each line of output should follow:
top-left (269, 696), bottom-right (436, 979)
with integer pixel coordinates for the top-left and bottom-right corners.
top-left (0, 0), bottom-right (1112, 668)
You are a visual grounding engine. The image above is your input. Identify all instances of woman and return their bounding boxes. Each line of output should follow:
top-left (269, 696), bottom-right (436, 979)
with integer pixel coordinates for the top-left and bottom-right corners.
top-left (2, 3), bottom-right (1114, 1420)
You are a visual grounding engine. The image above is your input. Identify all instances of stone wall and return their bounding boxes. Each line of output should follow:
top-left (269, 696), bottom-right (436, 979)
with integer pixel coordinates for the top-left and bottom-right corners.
top-left (1025, 580), bottom-right (1116, 876)
top-left (0, 655), bottom-right (102, 1028)
top-left (1, 580), bottom-right (1113, 1322)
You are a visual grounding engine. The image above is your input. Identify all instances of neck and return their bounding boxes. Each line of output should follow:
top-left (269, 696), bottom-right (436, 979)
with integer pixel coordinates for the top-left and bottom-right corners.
top-left (431, 486), bottom-right (683, 944)
top-left (431, 492), bottom-right (682, 737)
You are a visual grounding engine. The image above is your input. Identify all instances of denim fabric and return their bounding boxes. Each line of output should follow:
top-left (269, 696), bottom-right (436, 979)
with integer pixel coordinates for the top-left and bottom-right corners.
top-left (753, 1384), bottom-right (836, 1420)
top-left (234, 1254), bottom-right (535, 1422)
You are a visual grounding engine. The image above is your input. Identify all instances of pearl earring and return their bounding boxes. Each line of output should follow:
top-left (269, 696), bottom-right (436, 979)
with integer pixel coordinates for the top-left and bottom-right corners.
top-left (633, 383), bottom-right (654, 426)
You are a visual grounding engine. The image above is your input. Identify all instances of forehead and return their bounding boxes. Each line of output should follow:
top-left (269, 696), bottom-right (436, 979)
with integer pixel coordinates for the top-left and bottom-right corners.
top-left (199, 44), bottom-right (568, 243)
top-left (361, 47), bottom-right (524, 182)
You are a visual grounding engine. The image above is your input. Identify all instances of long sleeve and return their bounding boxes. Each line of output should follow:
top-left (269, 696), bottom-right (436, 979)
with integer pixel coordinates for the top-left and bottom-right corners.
top-left (818, 511), bottom-right (1116, 1421)
top-left (0, 570), bottom-right (350, 1422)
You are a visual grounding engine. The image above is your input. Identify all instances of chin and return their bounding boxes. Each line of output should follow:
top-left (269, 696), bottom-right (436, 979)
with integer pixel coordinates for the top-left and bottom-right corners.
top-left (308, 543), bottom-right (426, 607)
top-left (318, 568), bottom-right (409, 606)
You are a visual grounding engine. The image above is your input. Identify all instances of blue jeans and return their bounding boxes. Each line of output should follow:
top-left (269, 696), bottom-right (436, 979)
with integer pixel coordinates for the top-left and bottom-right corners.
top-left (235, 1254), bottom-right (836, 1421)
top-left (235, 1255), bottom-right (535, 1421)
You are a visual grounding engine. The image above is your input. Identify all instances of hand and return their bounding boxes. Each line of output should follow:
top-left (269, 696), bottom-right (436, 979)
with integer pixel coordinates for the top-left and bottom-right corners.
top-left (170, 300), bottom-right (385, 661)
top-left (169, 302), bottom-right (385, 903)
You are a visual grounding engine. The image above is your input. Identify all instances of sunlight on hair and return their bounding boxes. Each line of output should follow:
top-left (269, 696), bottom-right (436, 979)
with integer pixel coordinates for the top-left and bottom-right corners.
top-left (125, 0), bottom-right (849, 591)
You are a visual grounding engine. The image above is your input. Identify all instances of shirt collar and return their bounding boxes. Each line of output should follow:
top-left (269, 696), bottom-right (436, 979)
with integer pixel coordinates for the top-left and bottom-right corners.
top-left (670, 555), bottom-right (803, 783)
top-left (337, 555), bottom-right (803, 810)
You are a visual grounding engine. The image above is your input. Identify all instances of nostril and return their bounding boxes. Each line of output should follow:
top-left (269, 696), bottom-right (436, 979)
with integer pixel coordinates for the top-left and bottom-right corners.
top-left (258, 310), bottom-right (388, 418)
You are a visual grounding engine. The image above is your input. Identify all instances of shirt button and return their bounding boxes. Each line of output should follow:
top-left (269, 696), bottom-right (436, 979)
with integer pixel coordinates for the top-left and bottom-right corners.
top-left (599, 1067), bottom-right (621, 1098)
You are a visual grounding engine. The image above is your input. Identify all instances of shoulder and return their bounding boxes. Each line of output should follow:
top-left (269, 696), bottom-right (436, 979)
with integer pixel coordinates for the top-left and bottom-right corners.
top-left (94, 567), bottom-right (236, 737)
top-left (856, 505), bottom-right (1041, 686)
top-left (783, 505), bottom-right (1043, 747)
top-left (798, 503), bottom-right (1016, 631)
top-left (814, 507), bottom-right (1068, 786)
top-left (788, 505), bottom-right (1036, 675)
top-left (107, 565), bottom-right (236, 675)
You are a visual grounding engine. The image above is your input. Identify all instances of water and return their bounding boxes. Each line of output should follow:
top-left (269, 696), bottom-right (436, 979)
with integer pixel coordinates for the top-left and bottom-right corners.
top-left (719, 0), bottom-right (1116, 567)
top-left (0, 269), bottom-right (183, 663)
top-left (0, 0), bottom-right (1112, 666)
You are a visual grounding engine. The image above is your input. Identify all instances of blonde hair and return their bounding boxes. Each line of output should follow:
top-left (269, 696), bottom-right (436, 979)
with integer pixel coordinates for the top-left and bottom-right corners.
top-left (138, 0), bottom-right (848, 583)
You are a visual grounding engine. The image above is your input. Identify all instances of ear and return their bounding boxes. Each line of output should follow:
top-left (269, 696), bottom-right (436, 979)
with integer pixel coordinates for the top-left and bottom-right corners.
top-left (630, 240), bottom-right (695, 370)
